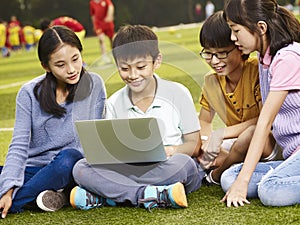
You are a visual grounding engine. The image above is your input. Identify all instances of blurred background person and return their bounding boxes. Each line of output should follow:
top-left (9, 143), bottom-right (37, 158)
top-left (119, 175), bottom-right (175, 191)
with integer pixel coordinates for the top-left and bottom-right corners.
top-left (205, 1), bottom-right (215, 19)
top-left (40, 16), bottom-right (86, 44)
top-left (0, 19), bottom-right (9, 57)
top-left (194, 3), bottom-right (204, 22)
top-left (33, 28), bottom-right (43, 45)
top-left (22, 22), bottom-right (36, 51)
top-left (7, 15), bottom-right (22, 51)
top-left (89, 0), bottom-right (115, 63)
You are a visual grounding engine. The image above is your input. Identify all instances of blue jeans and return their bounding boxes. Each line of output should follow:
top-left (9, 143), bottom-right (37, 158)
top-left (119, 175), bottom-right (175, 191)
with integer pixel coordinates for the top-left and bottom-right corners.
top-left (221, 150), bottom-right (300, 206)
top-left (0, 149), bottom-right (83, 213)
top-left (73, 153), bottom-right (204, 206)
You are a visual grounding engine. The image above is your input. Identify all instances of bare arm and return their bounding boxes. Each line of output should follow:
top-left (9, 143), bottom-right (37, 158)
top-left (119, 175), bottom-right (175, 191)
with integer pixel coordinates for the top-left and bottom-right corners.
top-left (198, 107), bottom-right (214, 137)
top-left (165, 131), bottom-right (200, 157)
top-left (104, 4), bottom-right (114, 22)
top-left (91, 15), bottom-right (96, 29)
top-left (223, 117), bottom-right (258, 139)
top-left (199, 107), bottom-right (258, 140)
top-left (221, 90), bottom-right (288, 207)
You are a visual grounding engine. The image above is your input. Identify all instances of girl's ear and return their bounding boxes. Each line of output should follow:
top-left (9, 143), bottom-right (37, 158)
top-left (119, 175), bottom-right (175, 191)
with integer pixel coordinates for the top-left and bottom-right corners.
top-left (257, 21), bottom-right (268, 36)
top-left (154, 53), bottom-right (162, 69)
top-left (41, 63), bottom-right (50, 72)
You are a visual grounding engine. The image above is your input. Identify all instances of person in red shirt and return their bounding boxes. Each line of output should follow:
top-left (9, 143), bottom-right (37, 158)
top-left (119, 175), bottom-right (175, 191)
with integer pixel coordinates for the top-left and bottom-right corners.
top-left (90, 0), bottom-right (115, 62)
top-left (40, 17), bottom-right (86, 44)
top-left (7, 15), bottom-right (22, 51)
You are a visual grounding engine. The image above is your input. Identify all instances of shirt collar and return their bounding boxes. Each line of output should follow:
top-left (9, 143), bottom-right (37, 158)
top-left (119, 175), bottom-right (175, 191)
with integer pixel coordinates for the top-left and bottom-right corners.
top-left (124, 74), bottom-right (162, 111)
top-left (259, 46), bottom-right (272, 67)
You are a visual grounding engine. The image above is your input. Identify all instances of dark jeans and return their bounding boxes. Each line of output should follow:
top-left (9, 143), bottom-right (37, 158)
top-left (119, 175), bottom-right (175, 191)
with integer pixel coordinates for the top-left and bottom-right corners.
top-left (0, 148), bottom-right (83, 213)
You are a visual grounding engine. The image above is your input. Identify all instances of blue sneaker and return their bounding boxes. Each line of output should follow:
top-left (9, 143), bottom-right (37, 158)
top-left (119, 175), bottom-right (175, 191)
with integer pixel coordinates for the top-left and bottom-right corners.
top-left (139, 182), bottom-right (187, 210)
top-left (70, 186), bottom-right (116, 210)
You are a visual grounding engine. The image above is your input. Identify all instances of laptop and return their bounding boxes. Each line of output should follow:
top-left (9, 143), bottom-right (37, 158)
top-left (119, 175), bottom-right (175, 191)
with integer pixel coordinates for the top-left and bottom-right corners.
top-left (75, 117), bottom-right (167, 165)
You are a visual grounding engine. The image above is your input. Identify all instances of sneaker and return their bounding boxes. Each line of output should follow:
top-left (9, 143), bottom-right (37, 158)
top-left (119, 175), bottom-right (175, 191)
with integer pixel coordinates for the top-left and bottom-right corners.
top-left (139, 182), bottom-right (187, 210)
top-left (36, 190), bottom-right (67, 212)
top-left (202, 170), bottom-right (220, 186)
top-left (70, 186), bottom-right (116, 210)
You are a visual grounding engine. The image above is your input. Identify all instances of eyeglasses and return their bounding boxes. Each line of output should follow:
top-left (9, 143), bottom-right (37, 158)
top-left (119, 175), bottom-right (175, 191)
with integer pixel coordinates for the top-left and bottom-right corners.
top-left (200, 47), bottom-right (236, 60)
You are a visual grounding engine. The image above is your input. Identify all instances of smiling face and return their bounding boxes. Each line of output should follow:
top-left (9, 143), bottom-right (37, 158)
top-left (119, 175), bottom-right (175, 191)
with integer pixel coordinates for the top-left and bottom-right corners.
top-left (117, 54), bottom-right (161, 94)
top-left (43, 44), bottom-right (83, 88)
top-left (227, 20), bottom-right (260, 55)
top-left (203, 45), bottom-right (243, 76)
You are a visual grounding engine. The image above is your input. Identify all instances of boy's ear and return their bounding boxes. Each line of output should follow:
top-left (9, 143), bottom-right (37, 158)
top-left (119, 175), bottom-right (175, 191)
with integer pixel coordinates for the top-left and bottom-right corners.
top-left (257, 21), bottom-right (267, 36)
top-left (154, 53), bottom-right (162, 69)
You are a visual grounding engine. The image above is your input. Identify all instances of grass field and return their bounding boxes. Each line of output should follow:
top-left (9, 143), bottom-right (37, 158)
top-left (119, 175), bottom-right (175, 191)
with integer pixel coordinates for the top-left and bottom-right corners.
top-left (0, 24), bottom-right (299, 225)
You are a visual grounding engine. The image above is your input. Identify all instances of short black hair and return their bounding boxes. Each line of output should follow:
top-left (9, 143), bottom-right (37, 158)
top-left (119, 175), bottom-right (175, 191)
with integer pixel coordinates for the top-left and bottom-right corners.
top-left (112, 24), bottom-right (159, 63)
top-left (200, 11), bottom-right (233, 49)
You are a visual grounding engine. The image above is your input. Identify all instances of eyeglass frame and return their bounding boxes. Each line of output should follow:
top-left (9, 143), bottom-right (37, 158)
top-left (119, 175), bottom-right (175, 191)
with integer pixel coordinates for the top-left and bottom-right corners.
top-left (199, 47), bottom-right (236, 60)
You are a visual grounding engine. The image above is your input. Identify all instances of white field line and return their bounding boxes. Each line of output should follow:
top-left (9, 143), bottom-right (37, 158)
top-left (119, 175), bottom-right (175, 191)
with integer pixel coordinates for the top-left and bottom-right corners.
top-left (0, 127), bottom-right (13, 132)
top-left (0, 81), bottom-right (26, 90)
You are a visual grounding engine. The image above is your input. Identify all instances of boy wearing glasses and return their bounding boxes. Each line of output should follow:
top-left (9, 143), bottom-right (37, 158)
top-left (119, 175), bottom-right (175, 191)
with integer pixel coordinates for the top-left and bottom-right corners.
top-left (197, 11), bottom-right (280, 185)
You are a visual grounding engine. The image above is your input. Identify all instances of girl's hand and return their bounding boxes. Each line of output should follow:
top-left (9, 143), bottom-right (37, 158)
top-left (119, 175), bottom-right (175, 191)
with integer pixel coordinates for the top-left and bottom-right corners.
top-left (0, 191), bottom-right (13, 219)
top-left (220, 180), bottom-right (250, 207)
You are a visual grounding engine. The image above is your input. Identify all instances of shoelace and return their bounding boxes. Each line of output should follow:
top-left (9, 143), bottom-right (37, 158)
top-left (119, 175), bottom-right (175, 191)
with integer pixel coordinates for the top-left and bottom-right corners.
top-left (139, 187), bottom-right (172, 211)
top-left (86, 192), bottom-right (103, 207)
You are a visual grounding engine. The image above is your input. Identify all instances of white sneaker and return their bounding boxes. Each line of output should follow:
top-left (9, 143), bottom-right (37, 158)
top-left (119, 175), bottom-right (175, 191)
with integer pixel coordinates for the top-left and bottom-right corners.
top-left (202, 170), bottom-right (220, 186)
top-left (36, 190), bottom-right (67, 212)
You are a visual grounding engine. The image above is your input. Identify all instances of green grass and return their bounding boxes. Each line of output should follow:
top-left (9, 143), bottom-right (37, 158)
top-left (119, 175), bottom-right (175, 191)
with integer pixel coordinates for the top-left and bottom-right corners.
top-left (0, 24), bottom-right (299, 224)
top-left (1, 187), bottom-right (300, 225)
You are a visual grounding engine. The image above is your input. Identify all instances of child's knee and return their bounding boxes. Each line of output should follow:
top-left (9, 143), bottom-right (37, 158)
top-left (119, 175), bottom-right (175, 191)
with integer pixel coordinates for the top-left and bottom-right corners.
top-left (57, 149), bottom-right (83, 170)
top-left (72, 158), bottom-right (87, 181)
top-left (230, 128), bottom-right (254, 156)
top-left (258, 178), bottom-right (280, 206)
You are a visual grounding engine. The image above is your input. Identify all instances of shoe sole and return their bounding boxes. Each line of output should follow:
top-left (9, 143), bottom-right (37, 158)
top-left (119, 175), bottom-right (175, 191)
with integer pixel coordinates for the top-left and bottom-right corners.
top-left (172, 182), bottom-right (188, 208)
top-left (70, 187), bottom-right (78, 209)
top-left (36, 190), bottom-right (66, 212)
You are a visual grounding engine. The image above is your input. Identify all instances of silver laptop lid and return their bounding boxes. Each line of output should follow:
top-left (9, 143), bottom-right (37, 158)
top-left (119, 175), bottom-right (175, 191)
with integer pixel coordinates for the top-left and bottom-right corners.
top-left (75, 117), bottom-right (167, 164)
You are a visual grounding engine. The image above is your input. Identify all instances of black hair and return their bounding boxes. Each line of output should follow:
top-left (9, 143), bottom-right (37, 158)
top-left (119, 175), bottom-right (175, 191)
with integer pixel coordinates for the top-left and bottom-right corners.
top-left (40, 18), bottom-right (51, 31)
top-left (200, 11), bottom-right (249, 60)
top-left (200, 11), bottom-right (234, 49)
top-left (112, 24), bottom-right (159, 63)
top-left (34, 25), bottom-right (92, 118)
top-left (224, 0), bottom-right (300, 57)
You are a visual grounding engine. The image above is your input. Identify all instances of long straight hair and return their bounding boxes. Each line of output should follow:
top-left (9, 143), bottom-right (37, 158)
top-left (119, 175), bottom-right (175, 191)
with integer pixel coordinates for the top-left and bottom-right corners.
top-left (34, 26), bottom-right (92, 117)
top-left (224, 0), bottom-right (300, 57)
